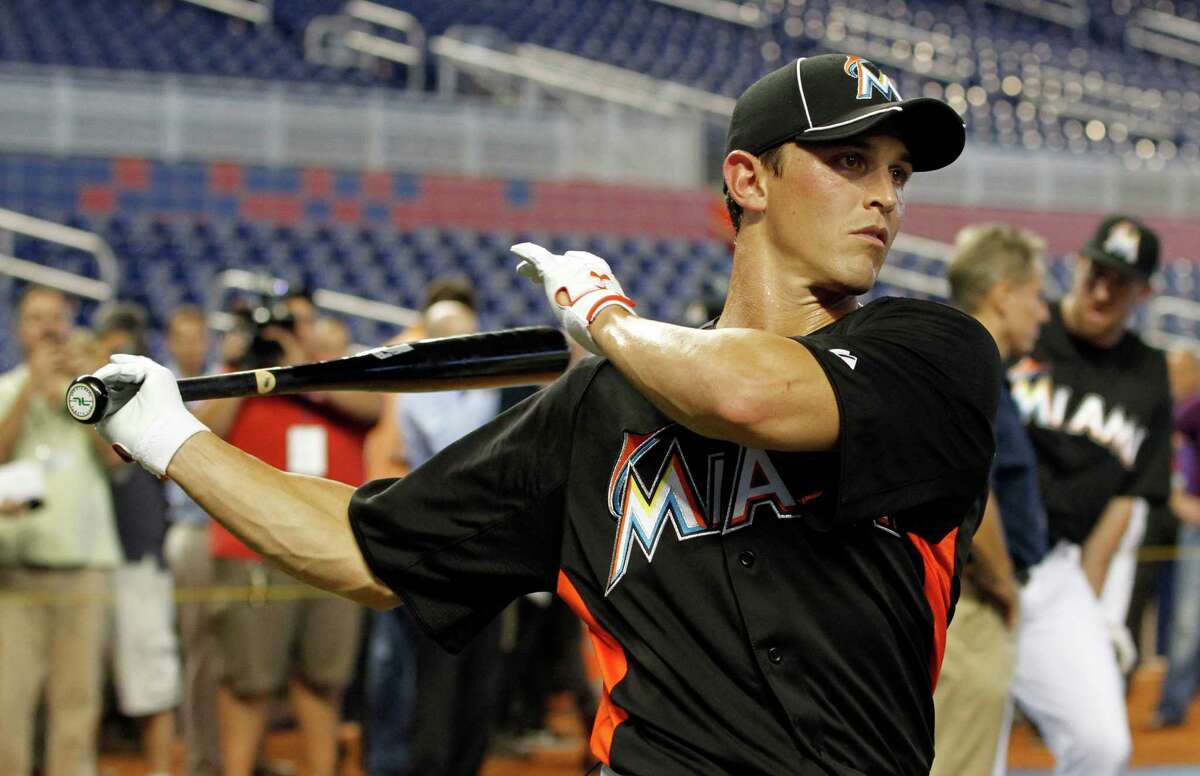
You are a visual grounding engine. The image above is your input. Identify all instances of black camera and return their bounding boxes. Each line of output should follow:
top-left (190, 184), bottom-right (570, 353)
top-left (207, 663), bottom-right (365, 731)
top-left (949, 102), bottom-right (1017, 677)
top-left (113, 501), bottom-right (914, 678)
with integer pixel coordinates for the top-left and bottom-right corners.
top-left (231, 298), bottom-right (296, 370)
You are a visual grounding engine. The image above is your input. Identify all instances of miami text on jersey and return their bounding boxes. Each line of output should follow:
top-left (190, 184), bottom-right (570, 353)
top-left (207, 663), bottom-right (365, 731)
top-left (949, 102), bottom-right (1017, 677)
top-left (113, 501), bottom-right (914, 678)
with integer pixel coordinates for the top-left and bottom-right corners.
top-left (604, 426), bottom-right (805, 595)
top-left (1010, 364), bottom-right (1147, 468)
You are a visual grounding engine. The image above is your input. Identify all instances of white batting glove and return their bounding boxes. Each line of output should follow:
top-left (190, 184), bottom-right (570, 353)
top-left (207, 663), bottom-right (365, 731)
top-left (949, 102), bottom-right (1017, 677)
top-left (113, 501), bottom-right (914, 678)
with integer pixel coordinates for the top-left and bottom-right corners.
top-left (93, 354), bottom-right (209, 478)
top-left (512, 242), bottom-right (636, 356)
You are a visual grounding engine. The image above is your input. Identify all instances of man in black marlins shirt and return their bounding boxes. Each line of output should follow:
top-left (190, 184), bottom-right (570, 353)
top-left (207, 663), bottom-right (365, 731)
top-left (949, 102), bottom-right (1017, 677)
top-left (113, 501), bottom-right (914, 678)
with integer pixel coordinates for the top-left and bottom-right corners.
top-left (1006, 216), bottom-right (1172, 776)
top-left (83, 54), bottom-right (1001, 776)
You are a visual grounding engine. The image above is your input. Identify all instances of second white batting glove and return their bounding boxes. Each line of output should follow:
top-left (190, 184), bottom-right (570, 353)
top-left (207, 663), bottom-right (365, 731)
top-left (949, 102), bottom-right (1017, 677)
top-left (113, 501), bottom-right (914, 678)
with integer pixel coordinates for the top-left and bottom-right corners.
top-left (93, 354), bottom-right (209, 478)
top-left (512, 242), bottom-right (636, 356)
top-left (1107, 620), bottom-right (1138, 674)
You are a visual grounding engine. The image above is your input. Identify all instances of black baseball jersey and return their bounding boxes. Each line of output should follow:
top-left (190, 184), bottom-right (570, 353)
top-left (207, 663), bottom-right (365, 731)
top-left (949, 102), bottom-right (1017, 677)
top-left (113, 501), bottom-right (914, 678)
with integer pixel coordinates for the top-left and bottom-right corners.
top-left (349, 297), bottom-right (1000, 776)
top-left (1011, 303), bottom-right (1172, 546)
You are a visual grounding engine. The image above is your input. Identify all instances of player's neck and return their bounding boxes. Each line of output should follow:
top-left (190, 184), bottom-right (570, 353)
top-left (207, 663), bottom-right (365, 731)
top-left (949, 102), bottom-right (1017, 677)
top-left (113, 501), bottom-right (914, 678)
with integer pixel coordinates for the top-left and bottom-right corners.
top-left (719, 244), bottom-right (860, 336)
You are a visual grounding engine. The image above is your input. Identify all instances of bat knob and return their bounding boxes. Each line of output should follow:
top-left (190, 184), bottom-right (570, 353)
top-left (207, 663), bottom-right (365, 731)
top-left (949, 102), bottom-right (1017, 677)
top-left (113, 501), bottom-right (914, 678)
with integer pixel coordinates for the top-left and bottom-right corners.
top-left (65, 375), bottom-right (109, 425)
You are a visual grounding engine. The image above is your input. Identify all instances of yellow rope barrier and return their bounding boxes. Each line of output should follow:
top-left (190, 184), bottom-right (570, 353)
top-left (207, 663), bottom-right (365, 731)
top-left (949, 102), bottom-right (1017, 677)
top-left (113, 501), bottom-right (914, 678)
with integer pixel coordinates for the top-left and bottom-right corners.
top-left (1, 544), bottom-right (1198, 606)
top-left (0, 583), bottom-right (340, 607)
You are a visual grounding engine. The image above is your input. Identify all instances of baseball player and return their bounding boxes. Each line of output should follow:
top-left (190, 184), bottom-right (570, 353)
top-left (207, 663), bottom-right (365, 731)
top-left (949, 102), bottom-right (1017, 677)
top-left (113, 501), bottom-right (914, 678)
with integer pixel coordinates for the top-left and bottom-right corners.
top-left (84, 54), bottom-right (1000, 775)
top-left (1003, 216), bottom-right (1172, 775)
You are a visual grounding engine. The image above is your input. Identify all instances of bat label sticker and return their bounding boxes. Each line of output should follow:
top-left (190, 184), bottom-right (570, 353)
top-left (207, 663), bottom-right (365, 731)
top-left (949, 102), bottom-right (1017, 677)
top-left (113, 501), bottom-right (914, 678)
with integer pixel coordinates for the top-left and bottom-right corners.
top-left (254, 370), bottom-right (277, 395)
top-left (360, 344), bottom-right (415, 360)
top-left (66, 382), bottom-right (99, 422)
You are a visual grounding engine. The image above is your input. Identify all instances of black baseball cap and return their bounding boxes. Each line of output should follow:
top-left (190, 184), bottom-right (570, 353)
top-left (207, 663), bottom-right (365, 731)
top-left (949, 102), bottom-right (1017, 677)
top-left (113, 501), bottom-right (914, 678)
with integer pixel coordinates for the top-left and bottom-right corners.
top-left (725, 53), bottom-right (966, 172)
top-left (1081, 215), bottom-right (1159, 282)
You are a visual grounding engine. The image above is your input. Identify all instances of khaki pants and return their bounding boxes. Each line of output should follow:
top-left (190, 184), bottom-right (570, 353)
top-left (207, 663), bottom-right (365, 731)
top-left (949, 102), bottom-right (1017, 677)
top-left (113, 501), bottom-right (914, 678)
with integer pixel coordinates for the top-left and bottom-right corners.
top-left (166, 522), bottom-right (223, 776)
top-left (0, 567), bottom-right (108, 776)
top-left (930, 582), bottom-right (1015, 776)
top-left (213, 558), bottom-right (363, 696)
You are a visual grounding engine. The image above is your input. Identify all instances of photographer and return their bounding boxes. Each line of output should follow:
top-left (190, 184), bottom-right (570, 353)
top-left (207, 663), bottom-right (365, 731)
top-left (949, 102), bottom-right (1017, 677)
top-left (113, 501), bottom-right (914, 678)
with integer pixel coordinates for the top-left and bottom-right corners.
top-left (0, 286), bottom-right (122, 776)
top-left (196, 291), bottom-right (380, 776)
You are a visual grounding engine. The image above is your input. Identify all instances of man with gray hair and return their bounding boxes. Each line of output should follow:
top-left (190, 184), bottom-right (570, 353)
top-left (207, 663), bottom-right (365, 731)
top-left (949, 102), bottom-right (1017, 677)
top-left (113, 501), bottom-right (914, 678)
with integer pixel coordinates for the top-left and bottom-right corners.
top-left (933, 224), bottom-right (1049, 776)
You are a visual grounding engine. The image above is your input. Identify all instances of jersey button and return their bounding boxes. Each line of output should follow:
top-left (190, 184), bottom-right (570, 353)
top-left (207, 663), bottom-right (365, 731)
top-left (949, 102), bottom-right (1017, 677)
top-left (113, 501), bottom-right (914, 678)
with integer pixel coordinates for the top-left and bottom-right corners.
top-left (738, 550), bottom-right (757, 568)
top-left (767, 647), bottom-right (783, 664)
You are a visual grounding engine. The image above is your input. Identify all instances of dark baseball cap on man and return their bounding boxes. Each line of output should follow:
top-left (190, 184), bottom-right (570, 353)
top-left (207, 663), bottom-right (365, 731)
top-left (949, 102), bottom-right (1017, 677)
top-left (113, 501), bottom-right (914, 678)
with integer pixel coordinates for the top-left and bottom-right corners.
top-left (725, 53), bottom-right (966, 172)
top-left (1081, 215), bottom-right (1159, 282)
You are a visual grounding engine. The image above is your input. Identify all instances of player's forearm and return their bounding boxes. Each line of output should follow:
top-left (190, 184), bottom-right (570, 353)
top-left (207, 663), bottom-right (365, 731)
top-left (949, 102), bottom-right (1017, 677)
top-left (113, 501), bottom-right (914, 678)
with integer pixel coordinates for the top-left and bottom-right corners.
top-left (1081, 496), bottom-right (1135, 597)
top-left (166, 431), bottom-right (400, 609)
top-left (591, 310), bottom-right (839, 451)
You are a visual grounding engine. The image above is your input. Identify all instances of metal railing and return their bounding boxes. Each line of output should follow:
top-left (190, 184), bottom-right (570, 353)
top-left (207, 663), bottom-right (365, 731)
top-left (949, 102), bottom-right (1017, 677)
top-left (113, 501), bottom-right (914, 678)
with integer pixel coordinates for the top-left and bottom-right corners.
top-left (208, 269), bottom-right (419, 333)
top-left (650, 0), bottom-right (769, 28)
top-left (178, 0), bottom-right (271, 24)
top-left (983, 0), bottom-right (1088, 29)
top-left (304, 0), bottom-right (424, 90)
top-left (1145, 295), bottom-right (1200, 353)
top-left (1128, 9), bottom-right (1200, 67)
top-left (0, 65), bottom-right (703, 186)
top-left (512, 43), bottom-right (737, 118)
top-left (0, 208), bottom-right (118, 301)
top-left (431, 36), bottom-right (679, 117)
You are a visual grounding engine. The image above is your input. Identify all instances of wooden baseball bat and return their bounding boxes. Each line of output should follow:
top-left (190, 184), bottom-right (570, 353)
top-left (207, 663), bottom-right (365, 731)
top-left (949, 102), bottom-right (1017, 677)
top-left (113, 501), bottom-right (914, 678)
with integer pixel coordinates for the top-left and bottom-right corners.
top-left (65, 326), bottom-right (569, 425)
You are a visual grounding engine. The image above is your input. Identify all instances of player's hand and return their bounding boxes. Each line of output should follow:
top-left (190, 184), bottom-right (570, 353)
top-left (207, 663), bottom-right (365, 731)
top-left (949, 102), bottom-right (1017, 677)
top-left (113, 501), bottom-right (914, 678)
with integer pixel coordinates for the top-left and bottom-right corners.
top-left (91, 355), bottom-right (209, 478)
top-left (511, 242), bottom-right (636, 356)
top-left (1107, 620), bottom-right (1138, 673)
top-left (989, 580), bottom-right (1021, 631)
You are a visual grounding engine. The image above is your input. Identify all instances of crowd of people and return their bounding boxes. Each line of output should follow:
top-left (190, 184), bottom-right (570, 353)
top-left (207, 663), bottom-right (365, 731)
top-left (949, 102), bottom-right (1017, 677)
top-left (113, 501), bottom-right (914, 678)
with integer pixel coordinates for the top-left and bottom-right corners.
top-left (0, 278), bottom-right (594, 776)
top-left (6, 50), bottom-right (1200, 776)
top-left (932, 216), bottom-right (1178, 776)
top-left (1, 55), bottom-right (1200, 774)
top-left (5, 216), bottom-right (1200, 776)
top-left (3, 227), bottom-right (1200, 776)
top-left (4, 212), bottom-right (1200, 776)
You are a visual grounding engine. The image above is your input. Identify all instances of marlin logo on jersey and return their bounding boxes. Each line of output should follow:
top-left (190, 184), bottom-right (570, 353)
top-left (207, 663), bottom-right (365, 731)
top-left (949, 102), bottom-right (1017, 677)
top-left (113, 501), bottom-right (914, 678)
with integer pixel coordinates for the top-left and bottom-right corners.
top-left (604, 426), bottom-right (806, 594)
top-left (843, 55), bottom-right (902, 101)
top-left (1009, 357), bottom-right (1148, 468)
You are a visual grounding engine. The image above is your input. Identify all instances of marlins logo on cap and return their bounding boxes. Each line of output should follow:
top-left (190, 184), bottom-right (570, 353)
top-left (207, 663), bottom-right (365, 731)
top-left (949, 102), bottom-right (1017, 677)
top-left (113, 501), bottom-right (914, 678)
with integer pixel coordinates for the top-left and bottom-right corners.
top-left (1102, 221), bottom-right (1141, 266)
top-left (843, 55), bottom-right (901, 102)
top-left (1082, 214), bottom-right (1159, 282)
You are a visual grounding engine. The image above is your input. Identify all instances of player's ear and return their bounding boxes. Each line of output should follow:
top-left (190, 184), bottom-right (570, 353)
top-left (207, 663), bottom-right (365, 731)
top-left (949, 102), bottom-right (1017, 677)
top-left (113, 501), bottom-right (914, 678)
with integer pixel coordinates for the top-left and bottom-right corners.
top-left (723, 150), bottom-right (768, 219)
